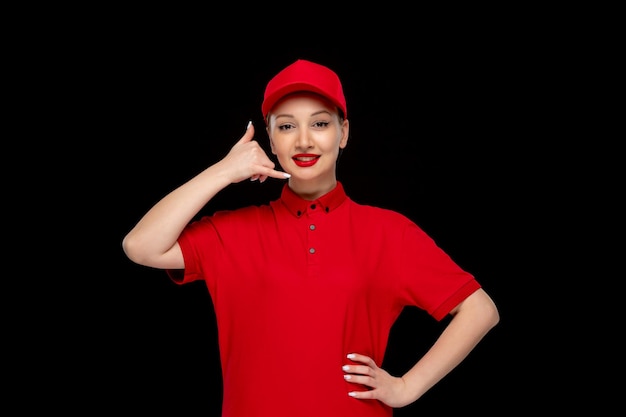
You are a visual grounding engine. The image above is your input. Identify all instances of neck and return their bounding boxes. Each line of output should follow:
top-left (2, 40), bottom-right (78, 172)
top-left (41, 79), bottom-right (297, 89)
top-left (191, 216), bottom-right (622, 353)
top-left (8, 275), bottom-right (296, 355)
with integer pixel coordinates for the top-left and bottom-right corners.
top-left (288, 178), bottom-right (337, 201)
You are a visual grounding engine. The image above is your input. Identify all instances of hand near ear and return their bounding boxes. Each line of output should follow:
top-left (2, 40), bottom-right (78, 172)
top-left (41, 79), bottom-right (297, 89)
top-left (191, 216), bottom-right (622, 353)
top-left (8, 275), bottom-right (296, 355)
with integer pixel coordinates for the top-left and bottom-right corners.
top-left (221, 121), bottom-right (290, 184)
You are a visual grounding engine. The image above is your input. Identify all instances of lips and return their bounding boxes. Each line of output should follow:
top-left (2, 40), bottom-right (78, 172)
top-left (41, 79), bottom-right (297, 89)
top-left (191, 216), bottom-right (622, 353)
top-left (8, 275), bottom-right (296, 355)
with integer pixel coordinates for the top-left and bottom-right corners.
top-left (292, 154), bottom-right (320, 167)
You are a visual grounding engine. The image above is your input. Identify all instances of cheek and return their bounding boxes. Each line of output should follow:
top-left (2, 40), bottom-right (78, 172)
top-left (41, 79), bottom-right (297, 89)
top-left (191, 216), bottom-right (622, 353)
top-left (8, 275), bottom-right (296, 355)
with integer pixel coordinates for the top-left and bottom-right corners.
top-left (330, 135), bottom-right (345, 151)
top-left (271, 141), bottom-right (291, 159)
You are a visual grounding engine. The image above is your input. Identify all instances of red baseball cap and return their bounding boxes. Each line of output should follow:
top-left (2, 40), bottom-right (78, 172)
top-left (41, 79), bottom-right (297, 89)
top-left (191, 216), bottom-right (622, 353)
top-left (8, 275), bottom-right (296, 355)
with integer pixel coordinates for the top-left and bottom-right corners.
top-left (262, 59), bottom-right (347, 119)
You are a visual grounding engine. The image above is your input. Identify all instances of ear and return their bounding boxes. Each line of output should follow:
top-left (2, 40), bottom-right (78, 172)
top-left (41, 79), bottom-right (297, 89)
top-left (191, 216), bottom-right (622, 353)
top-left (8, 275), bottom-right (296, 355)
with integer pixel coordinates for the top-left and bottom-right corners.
top-left (339, 119), bottom-right (349, 149)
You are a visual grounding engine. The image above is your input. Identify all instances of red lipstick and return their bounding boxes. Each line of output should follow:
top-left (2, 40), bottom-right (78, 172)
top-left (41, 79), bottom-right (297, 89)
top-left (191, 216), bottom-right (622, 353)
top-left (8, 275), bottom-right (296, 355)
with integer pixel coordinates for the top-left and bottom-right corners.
top-left (292, 154), bottom-right (320, 167)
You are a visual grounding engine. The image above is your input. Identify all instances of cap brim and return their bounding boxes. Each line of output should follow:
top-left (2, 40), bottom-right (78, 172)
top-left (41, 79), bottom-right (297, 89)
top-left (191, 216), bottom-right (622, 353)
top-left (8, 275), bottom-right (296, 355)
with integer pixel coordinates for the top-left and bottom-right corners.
top-left (262, 82), bottom-right (344, 119)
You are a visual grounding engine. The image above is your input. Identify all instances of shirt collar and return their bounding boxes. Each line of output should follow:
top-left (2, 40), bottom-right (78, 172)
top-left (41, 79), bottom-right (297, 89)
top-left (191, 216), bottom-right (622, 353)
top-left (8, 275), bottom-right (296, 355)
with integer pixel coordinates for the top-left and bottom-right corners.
top-left (280, 181), bottom-right (347, 217)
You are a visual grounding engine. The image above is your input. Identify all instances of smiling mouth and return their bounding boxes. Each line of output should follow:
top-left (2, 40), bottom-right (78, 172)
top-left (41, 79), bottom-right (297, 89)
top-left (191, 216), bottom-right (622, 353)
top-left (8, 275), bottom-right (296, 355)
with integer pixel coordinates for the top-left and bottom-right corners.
top-left (293, 155), bottom-right (320, 167)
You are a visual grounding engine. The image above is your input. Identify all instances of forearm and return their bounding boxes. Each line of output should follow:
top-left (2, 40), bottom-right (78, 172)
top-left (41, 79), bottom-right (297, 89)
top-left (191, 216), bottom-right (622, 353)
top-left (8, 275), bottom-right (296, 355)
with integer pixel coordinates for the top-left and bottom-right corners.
top-left (402, 289), bottom-right (499, 402)
top-left (122, 161), bottom-right (232, 268)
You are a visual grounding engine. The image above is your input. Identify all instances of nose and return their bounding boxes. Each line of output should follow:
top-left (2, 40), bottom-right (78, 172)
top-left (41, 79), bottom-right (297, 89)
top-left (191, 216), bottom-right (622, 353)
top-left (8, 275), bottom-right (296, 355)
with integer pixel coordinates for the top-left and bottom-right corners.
top-left (295, 128), bottom-right (313, 149)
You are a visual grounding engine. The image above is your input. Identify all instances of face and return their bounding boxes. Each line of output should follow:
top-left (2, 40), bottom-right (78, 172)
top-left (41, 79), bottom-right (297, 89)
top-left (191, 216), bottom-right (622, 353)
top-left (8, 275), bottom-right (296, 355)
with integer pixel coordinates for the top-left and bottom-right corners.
top-left (266, 92), bottom-right (349, 193)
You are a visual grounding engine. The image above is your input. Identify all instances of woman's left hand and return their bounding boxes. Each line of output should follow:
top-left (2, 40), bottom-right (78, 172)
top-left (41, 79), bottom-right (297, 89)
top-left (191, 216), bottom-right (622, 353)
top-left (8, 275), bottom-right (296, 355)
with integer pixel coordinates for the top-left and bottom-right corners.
top-left (342, 352), bottom-right (414, 408)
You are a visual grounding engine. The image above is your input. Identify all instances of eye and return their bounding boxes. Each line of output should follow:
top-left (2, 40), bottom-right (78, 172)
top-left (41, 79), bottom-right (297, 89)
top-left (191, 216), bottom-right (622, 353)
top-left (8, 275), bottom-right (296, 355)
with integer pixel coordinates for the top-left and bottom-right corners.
top-left (278, 123), bottom-right (295, 131)
top-left (313, 121), bottom-right (329, 128)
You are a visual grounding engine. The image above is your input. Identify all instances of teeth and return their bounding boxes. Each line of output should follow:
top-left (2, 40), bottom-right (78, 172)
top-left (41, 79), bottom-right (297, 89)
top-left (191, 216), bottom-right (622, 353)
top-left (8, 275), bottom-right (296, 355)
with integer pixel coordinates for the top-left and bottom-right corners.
top-left (296, 157), bottom-right (316, 161)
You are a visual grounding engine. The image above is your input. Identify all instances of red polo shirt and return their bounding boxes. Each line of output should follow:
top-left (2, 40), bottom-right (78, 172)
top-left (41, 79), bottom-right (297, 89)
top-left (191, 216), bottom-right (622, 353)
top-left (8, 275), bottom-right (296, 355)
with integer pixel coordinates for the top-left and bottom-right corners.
top-left (168, 181), bottom-right (480, 417)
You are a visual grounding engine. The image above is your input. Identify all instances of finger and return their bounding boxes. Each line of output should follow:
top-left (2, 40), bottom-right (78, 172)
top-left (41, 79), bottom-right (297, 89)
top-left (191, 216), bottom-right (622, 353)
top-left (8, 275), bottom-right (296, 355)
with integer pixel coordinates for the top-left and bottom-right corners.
top-left (343, 364), bottom-right (372, 376)
top-left (347, 353), bottom-right (376, 367)
top-left (254, 167), bottom-right (290, 181)
top-left (269, 170), bottom-right (291, 180)
top-left (348, 389), bottom-right (377, 400)
top-left (250, 171), bottom-right (289, 183)
top-left (343, 373), bottom-right (374, 386)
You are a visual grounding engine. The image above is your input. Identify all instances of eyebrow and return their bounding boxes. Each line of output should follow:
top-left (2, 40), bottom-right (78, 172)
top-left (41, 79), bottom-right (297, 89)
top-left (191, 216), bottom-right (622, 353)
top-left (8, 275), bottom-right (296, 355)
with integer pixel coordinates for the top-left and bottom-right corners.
top-left (274, 110), bottom-right (333, 119)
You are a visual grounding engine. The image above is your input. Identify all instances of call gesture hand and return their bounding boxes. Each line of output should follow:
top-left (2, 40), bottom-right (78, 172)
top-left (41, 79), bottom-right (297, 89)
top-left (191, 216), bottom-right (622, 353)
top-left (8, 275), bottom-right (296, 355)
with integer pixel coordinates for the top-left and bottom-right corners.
top-left (221, 121), bottom-right (290, 184)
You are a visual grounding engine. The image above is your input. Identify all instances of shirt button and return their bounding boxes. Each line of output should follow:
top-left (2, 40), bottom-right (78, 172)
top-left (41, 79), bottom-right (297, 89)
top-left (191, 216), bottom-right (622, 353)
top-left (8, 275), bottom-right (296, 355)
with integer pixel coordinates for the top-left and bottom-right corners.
top-left (309, 224), bottom-right (316, 230)
top-left (310, 204), bottom-right (316, 210)
top-left (309, 248), bottom-right (316, 254)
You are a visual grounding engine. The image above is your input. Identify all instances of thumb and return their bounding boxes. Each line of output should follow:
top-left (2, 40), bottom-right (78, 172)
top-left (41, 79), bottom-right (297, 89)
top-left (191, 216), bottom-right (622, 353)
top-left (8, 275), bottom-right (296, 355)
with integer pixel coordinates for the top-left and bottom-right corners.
top-left (235, 120), bottom-right (255, 145)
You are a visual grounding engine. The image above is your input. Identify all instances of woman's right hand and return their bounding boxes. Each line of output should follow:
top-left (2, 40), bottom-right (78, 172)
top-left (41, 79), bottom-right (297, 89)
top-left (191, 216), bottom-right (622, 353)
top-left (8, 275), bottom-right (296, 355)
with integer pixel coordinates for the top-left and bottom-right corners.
top-left (221, 121), bottom-right (290, 184)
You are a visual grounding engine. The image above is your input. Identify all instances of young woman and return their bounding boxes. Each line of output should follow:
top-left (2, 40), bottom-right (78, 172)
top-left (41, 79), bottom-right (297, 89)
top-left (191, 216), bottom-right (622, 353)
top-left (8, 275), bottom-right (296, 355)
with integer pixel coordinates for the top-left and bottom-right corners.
top-left (122, 59), bottom-right (500, 417)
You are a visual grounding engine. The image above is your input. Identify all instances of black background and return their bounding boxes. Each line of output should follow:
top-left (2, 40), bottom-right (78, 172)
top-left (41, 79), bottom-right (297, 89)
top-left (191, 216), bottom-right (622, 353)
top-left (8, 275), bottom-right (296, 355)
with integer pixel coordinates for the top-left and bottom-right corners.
top-left (29, 22), bottom-right (599, 415)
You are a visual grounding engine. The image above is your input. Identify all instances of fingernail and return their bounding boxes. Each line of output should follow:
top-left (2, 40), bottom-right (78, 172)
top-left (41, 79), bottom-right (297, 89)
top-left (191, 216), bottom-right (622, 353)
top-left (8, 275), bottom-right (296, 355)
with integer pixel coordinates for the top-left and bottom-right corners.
top-left (342, 365), bottom-right (350, 371)
top-left (344, 375), bottom-right (351, 380)
top-left (347, 353), bottom-right (355, 359)
top-left (247, 120), bottom-right (252, 129)
top-left (283, 173), bottom-right (291, 178)
top-left (348, 392), bottom-right (357, 397)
